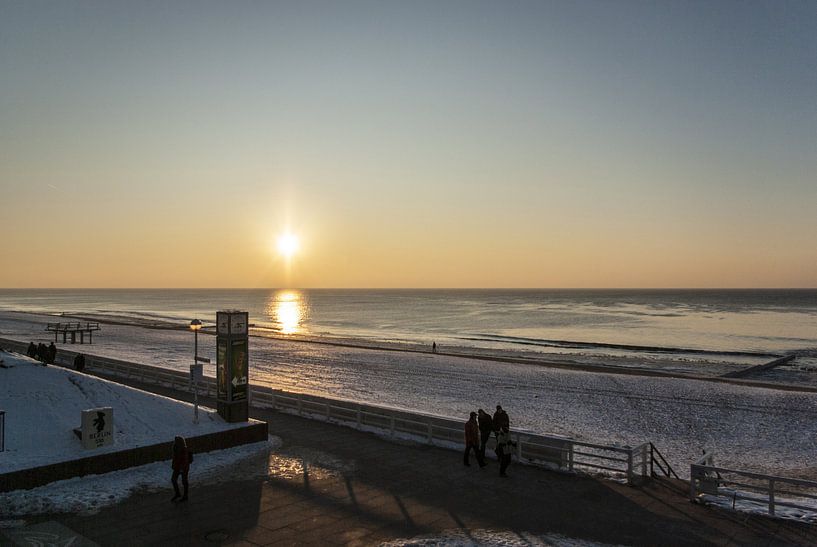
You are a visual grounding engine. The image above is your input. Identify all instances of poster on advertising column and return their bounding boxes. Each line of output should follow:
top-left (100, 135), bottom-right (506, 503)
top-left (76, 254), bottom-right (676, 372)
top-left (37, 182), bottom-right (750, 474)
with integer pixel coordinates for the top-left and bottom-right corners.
top-left (231, 339), bottom-right (248, 400)
top-left (217, 339), bottom-right (228, 400)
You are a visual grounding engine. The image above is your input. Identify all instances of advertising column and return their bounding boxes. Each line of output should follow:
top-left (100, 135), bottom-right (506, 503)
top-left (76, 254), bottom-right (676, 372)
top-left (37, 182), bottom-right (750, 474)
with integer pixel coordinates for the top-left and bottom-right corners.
top-left (216, 310), bottom-right (250, 422)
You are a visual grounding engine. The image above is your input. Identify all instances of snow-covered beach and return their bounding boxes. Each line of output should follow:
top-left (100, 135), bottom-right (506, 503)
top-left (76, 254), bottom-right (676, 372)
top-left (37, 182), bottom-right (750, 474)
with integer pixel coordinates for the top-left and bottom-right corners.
top-left (0, 351), bottom-right (252, 474)
top-left (2, 309), bottom-right (817, 480)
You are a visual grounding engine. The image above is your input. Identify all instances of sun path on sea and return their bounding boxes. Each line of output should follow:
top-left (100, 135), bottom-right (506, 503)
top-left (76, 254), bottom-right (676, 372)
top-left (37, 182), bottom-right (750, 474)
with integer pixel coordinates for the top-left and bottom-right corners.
top-left (10, 372), bottom-right (816, 546)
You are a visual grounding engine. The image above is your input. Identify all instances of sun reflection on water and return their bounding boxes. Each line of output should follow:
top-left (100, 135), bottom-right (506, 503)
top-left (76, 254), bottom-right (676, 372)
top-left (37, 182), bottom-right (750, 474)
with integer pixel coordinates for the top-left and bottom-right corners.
top-left (267, 290), bottom-right (305, 334)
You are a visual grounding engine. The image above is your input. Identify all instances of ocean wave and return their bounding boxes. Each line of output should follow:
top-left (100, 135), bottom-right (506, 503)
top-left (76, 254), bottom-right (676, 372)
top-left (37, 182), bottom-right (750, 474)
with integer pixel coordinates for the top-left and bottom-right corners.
top-left (461, 333), bottom-right (779, 358)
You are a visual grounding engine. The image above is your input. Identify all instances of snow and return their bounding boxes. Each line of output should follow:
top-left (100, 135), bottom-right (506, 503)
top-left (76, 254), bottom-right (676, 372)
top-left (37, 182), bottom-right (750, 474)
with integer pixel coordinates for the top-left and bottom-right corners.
top-left (3, 310), bottom-right (817, 480)
top-left (380, 530), bottom-right (623, 546)
top-left (698, 491), bottom-right (817, 524)
top-left (0, 351), bottom-right (248, 474)
top-left (0, 436), bottom-right (279, 517)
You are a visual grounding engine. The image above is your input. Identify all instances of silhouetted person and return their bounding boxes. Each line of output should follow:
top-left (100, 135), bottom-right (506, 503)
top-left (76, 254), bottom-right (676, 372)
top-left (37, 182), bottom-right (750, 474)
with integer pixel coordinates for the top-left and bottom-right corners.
top-left (432, 342), bottom-right (437, 353)
top-left (47, 342), bottom-right (57, 364)
top-left (477, 408), bottom-right (493, 460)
top-left (171, 436), bottom-right (193, 502)
top-left (463, 412), bottom-right (485, 467)
top-left (27, 342), bottom-right (37, 358)
top-left (74, 353), bottom-right (86, 372)
top-left (493, 405), bottom-right (509, 432)
top-left (495, 426), bottom-right (515, 477)
top-left (37, 343), bottom-right (47, 364)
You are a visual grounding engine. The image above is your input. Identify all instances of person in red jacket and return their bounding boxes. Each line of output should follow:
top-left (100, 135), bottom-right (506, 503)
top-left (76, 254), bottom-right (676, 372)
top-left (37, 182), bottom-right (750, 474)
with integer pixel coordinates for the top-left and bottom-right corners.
top-left (463, 412), bottom-right (485, 467)
top-left (171, 436), bottom-right (193, 502)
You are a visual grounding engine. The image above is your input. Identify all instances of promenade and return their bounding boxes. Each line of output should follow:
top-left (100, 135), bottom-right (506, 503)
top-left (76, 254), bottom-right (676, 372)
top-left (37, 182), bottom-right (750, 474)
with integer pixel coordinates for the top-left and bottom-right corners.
top-left (6, 377), bottom-right (817, 546)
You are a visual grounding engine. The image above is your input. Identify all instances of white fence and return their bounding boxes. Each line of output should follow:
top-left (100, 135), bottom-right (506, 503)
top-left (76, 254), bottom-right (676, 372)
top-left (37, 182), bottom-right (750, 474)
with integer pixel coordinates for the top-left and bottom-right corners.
top-left (691, 453), bottom-right (817, 518)
top-left (0, 338), bottom-right (650, 484)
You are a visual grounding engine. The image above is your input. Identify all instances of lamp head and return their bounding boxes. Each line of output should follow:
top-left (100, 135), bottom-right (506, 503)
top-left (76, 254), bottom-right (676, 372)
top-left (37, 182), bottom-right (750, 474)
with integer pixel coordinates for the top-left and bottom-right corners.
top-left (189, 319), bottom-right (202, 331)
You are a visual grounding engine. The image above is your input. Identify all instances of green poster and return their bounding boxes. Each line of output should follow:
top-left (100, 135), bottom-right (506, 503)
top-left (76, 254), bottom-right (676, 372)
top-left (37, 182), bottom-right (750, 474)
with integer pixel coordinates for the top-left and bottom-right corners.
top-left (231, 340), bottom-right (248, 400)
top-left (217, 340), bottom-right (228, 400)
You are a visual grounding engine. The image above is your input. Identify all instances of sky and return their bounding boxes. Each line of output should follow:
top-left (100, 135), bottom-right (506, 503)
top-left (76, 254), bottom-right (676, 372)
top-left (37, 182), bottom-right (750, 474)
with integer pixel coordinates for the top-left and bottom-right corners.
top-left (1, 1), bottom-right (815, 288)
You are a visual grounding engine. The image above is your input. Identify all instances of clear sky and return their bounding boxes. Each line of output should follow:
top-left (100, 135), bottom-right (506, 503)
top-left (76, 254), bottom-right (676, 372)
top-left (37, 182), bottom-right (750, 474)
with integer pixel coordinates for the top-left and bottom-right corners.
top-left (1, 1), bottom-right (815, 288)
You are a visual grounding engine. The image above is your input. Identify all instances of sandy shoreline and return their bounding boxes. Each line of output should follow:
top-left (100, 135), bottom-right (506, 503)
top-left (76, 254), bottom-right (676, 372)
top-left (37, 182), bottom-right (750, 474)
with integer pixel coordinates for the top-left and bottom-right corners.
top-left (6, 309), bottom-right (812, 392)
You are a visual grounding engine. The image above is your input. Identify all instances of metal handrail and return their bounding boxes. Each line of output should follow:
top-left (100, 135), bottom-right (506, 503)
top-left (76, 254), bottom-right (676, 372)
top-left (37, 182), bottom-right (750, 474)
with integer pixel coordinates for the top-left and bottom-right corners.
top-left (0, 337), bottom-right (654, 484)
top-left (650, 442), bottom-right (680, 479)
top-left (691, 454), bottom-right (817, 517)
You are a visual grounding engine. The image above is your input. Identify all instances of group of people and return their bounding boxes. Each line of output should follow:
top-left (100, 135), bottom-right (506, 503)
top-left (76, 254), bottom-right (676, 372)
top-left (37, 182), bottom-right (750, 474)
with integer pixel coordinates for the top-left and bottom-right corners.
top-left (464, 404), bottom-right (516, 477)
top-left (26, 341), bottom-right (56, 365)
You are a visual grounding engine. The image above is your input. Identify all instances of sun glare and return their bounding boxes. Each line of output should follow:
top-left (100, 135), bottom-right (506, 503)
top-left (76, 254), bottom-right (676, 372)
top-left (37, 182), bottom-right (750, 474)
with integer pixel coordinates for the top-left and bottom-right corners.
top-left (277, 233), bottom-right (300, 258)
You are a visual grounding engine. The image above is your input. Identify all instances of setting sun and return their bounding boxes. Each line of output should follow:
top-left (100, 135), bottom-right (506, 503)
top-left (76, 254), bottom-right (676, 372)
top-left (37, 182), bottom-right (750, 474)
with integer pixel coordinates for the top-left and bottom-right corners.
top-left (276, 233), bottom-right (300, 258)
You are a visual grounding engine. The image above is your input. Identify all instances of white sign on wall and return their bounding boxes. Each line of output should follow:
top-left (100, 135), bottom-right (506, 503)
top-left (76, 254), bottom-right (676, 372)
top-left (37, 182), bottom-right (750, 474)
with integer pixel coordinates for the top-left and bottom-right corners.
top-left (81, 407), bottom-right (114, 449)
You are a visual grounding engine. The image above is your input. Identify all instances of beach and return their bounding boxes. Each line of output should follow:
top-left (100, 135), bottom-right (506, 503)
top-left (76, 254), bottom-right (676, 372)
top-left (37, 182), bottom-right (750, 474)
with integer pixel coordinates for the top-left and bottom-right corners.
top-left (2, 305), bottom-right (817, 480)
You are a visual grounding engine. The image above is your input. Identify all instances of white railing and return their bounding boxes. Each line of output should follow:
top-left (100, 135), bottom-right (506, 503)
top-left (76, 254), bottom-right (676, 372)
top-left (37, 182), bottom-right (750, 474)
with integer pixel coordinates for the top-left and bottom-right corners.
top-left (691, 453), bottom-right (817, 518)
top-left (0, 338), bottom-right (649, 483)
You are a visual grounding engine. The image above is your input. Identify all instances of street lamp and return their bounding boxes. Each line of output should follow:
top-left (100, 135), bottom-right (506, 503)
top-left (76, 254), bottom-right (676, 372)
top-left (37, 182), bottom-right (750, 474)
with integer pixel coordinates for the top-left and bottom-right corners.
top-left (189, 319), bottom-right (203, 423)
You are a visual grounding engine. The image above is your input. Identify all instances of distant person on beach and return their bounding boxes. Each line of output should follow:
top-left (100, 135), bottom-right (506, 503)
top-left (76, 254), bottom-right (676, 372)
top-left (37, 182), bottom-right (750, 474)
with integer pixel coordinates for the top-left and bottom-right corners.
top-left (495, 426), bottom-right (515, 477)
top-left (74, 353), bottom-right (86, 372)
top-left (432, 342), bottom-right (437, 353)
top-left (477, 408), bottom-right (493, 460)
top-left (493, 405), bottom-right (509, 432)
top-left (27, 342), bottom-right (37, 358)
top-left (47, 342), bottom-right (57, 364)
top-left (36, 343), bottom-right (47, 363)
top-left (463, 412), bottom-right (485, 467)
top-left (171, 436), bottom-right (193, 502)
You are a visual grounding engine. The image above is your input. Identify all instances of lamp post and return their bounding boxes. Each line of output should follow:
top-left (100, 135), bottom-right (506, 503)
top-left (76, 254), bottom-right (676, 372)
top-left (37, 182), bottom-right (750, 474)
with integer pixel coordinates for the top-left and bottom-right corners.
top-left (189, 319), bottom-right (203, 423)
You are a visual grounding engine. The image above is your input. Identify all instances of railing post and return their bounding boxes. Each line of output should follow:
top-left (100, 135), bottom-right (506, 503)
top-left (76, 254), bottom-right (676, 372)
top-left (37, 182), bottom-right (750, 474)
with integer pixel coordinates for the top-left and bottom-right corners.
top-left (516, 434), bottom-right (522, 460)
top-left (641, 444), bottom-right (648, 479)
top-left (627, 449), bottom-right (634, 485)
top-left (769, 479), bottom-right (776, 516)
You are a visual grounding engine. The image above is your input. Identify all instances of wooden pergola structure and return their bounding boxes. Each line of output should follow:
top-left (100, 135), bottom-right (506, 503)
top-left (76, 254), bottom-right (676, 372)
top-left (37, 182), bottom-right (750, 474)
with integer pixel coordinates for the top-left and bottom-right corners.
top-left (46, 322), bottom-right (101, 344)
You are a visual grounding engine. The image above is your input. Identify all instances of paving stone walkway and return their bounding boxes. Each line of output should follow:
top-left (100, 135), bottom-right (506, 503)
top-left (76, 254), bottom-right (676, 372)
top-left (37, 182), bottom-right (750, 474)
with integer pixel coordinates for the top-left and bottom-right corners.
top-left (5, 377), bottom-right (816, 546)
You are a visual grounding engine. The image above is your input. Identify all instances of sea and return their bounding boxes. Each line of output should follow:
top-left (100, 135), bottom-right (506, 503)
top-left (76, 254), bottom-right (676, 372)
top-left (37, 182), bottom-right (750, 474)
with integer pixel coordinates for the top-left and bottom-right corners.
top-left (1, 288), bottom-right (816, 371)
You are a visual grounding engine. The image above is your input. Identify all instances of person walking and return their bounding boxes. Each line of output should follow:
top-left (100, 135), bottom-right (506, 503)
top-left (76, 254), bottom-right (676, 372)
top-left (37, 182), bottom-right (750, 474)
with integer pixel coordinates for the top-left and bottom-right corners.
top-left (463, 412), bottom-right (485, 467)
top-left (477, 408), bottom-right (493, 461)
top-left (47, 342), bottom-right (57, 365)
top-left (27, 342), bottom-right (37, 358)
top-left (493, 405), bottom-right (509, 432)
top-left (495, 426), bottom-right (515, 477)
top-left (171, 436), bottom-right (193, 502)
top-left (74, 353), bottom-right (86, 372)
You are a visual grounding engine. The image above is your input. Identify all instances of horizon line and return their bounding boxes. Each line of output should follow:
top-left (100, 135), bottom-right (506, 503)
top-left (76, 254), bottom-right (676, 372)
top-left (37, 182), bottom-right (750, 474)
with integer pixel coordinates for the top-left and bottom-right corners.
top-left (2, 287), bottom-right (816, 291)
